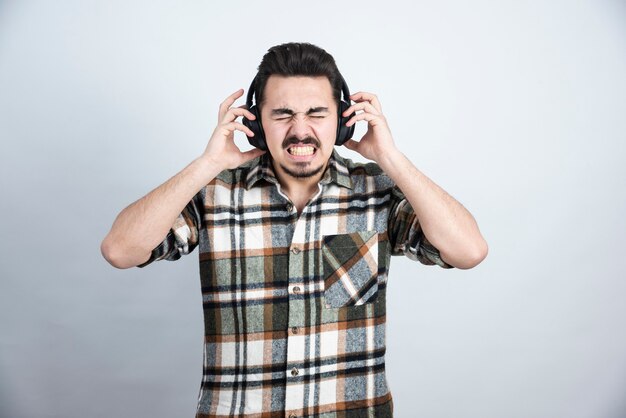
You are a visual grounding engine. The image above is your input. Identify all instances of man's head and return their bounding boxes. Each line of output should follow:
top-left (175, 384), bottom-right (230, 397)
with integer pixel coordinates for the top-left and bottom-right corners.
top-left (245, 43), bottom-right (351, 183)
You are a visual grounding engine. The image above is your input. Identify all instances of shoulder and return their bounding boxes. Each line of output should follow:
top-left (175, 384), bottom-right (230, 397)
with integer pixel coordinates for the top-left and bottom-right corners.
top-left (212, 157), bottom-right (260, 187)
top-left (333, 151), bottom-right (395, 190)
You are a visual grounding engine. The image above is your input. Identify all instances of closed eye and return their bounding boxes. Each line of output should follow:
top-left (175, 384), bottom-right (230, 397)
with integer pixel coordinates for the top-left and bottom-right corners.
top-left (273, 114), bottom-right (327, 121)
top-left (270, 107), bottom-right (330, 121)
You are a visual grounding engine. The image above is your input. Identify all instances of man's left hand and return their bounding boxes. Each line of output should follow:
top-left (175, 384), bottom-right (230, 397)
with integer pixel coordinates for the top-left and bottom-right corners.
top-left (342, 92), bottom-right (398, 163)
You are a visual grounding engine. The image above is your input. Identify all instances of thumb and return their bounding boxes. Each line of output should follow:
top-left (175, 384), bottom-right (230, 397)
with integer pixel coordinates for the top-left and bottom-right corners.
top-left (241, 148), bottom-right (266, 162)
top-left (343, 139), bottom-right (358, 150)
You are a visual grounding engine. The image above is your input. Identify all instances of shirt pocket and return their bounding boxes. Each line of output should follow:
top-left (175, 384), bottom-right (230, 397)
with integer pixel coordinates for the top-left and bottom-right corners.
top-left (322, 230), bottom-right (379, 308)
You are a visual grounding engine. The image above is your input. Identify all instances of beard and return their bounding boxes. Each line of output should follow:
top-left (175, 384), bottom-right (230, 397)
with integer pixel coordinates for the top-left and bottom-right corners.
top-left (275, 135), bottom-right (326, 179)
top-left (279, 161), bottom-right (326, 178)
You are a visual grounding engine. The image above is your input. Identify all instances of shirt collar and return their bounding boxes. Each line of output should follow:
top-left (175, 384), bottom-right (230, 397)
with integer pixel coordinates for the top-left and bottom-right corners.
top-left (244, 149), bottom-right (353, 190)
top-left (319, 150), bottom-right (353, 189)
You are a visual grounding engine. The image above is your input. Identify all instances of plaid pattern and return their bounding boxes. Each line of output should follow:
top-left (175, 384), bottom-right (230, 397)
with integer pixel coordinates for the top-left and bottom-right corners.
top-left (140, 150), bottom-right (452, 417)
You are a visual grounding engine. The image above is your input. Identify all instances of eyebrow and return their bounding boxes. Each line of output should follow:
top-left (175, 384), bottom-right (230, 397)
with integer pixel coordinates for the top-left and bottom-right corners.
top-left (271, 107), bottom-right (330, 116)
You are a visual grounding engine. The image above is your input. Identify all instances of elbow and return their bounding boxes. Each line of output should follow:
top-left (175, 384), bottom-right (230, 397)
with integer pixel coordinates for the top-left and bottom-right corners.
top-left (100, 235), bottom-right (137, 269)
top-left (458, 238), bottom-right (489, 270)
top-left (445, 238), bottom-right (488, 270)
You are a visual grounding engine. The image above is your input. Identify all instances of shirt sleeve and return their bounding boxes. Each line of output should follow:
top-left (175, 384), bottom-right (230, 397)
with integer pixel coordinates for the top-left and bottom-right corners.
top-left (387, 185), bottom-right (454, 269)
top-left (137, 192), bottom-right (203, 268)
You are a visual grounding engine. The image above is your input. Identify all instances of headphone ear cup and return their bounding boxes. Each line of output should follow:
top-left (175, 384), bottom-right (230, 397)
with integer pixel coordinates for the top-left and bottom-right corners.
top-left (243, 106), bottom-right (267, 151)
top-left (336, 100), bottom-right (355, 146)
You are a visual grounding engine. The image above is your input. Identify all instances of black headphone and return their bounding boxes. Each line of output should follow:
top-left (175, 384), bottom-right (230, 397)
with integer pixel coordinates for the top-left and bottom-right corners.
top-left (242, 75), bottom-right (356, 151)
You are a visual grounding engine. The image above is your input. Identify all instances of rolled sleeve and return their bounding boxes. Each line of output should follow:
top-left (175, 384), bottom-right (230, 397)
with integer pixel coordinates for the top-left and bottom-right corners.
top-left (138, 193), bottom-right (203, 268)
top-left (387, 186), bottom-right (454, 269)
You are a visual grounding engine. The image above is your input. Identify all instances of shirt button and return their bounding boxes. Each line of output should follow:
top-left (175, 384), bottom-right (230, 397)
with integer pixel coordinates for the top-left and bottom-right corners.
top-left (292, 286), bottom-right (301, 294)
top-left (286, 203), bottom-right (293, 212)
top-left (291, 246), bottom-right (300, 254)
top-left (291, 367), bottom-right (299, 376)
top-left (291, 326), bottom-right (299, 334)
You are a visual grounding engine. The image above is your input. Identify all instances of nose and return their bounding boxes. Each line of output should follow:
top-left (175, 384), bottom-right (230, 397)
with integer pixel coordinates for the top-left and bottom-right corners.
top-left (287, 114), bottom-right (313, 139)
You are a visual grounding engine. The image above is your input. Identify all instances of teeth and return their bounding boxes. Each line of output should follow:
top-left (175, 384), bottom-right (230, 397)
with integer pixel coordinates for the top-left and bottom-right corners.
top-left (288, 146), bottom-right (315, 156)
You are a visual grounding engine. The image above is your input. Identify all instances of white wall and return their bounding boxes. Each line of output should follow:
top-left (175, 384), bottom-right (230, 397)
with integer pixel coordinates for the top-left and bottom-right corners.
top-left (1, 1), bottom-right (625, 417)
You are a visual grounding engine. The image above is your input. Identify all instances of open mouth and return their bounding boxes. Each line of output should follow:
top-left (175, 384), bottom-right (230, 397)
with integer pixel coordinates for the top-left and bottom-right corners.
top-left (286, 145), bottom-right (316, 157)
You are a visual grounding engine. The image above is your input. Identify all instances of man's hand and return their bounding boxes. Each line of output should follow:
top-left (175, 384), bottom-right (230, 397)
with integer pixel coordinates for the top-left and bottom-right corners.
top-left (101, 89), bottom-right (265, 269)
top-left (202, 89), bottom-right (265, 170)
top-left (342, 92), bottom-right (398, 163)
top-left (341, 91), bottom-right (488, 269)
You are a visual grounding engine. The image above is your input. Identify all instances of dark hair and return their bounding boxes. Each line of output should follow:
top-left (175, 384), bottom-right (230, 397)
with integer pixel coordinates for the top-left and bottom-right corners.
top-left (254, 42), bottom-right (342, 108)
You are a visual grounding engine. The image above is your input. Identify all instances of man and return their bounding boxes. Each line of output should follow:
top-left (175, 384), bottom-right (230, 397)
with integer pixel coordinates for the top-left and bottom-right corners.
top-left (102, 42), bottom-right (487, 418)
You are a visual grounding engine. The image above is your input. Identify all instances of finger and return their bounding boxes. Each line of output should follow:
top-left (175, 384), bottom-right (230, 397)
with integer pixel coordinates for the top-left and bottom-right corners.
top-left (350, 91), bottom-right (377, 102)
top-left (345, 112), bottom-right (378, 127)
top-left (350, 92), bottom-right (382, 112)
top-left (222, 107), bottom-right (256, 123)
top-left (342, 101), bottom-right (380, 117)
top-left (218, 89), bottom-right (244, 120)
top-left (220, 121), bottom-right (255, 137)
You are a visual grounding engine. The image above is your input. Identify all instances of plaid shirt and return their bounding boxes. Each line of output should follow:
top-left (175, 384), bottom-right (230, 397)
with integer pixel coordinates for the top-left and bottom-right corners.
top-left (141, 150), bottom-right (452, 417)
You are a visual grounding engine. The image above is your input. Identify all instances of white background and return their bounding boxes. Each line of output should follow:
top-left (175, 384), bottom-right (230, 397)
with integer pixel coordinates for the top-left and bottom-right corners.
top-left (1, 1), bottom-right (625, 417)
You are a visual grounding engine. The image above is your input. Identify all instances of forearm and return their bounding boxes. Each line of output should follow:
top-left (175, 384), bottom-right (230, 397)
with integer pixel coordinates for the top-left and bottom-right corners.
top-left (100, 89), bottom-right (266, 269)
top-left (101, 156), bottom-right (222, 269)
top-left (379, 150), bottom-right (488, 269)
top-left (340, 91), bottom-right (487, 268)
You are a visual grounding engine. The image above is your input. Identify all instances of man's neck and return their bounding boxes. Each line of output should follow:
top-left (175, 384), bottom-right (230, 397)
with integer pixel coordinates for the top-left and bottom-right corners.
top-left (273, 162), bottom-right (326, 211)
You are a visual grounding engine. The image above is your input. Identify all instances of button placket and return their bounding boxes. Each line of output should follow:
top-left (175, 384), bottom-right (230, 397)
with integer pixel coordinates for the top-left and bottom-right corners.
top-left (285, 216), bottom-right (309, 413)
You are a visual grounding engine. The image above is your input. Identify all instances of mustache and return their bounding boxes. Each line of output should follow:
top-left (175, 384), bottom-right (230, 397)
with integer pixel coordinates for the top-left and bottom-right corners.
top-left (281, 136), bottom-right (321, 149)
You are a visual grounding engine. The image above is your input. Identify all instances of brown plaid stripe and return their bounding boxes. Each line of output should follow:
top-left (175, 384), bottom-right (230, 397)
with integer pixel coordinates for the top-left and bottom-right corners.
top-left (141, 151), bottom-right (452, 417)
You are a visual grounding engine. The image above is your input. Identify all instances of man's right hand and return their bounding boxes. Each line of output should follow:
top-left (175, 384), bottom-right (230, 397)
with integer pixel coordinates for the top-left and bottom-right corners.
top-left (201, 89), bottom-right (265, 171)
top-left (101, 89), bottom-right (265, 269)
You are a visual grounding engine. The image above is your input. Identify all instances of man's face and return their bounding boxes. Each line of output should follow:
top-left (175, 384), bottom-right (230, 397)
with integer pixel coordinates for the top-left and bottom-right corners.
top-left (260, 75), bottom-right (338, 181)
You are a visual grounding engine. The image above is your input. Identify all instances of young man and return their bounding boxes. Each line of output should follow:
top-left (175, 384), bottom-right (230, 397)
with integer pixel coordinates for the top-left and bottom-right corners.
top-left (102, 43), bottom-right (487, 418)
